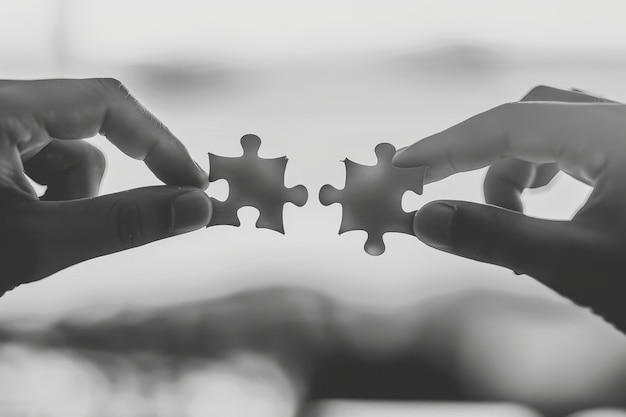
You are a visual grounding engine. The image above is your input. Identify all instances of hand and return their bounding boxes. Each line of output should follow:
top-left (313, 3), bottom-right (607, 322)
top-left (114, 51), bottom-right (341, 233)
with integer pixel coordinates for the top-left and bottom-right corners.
top-left (393, 85), bottom-right (626, 332)
top-left (0, 79), bottom-right (211, 295)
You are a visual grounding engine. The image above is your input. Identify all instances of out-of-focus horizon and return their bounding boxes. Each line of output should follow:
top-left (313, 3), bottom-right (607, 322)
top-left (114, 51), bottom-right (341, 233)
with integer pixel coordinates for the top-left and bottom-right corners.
top-left (4, 0), bottom-right (626, 67)
top-left (2, 0), bottom-right (626, 323)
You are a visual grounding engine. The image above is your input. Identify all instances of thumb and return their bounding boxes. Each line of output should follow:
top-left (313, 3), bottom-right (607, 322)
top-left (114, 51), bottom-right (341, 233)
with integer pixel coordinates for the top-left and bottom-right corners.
top-left (413, 200), bottom-right (586, 276)
top-left (6, 186), bottom-right (212, 286)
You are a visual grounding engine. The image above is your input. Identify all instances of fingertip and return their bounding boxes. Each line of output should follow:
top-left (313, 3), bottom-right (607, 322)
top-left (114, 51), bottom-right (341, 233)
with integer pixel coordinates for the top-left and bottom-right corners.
top-left (145, 144), bottom-right (209, 189)
top-left (414, 201), bottom-right (456, 251)
top-left (521, 85), bottom-right (560, 101)
top-left (393, 134), bottom-right (444, 170)
top-left (170, 189), bottom-right (212, 234)
top-left (192, 160), bottom-right (210, 190)
top-left (193, 166), bottom-right (210, 190)
top-left (392, 144), bottom-right (420, 167)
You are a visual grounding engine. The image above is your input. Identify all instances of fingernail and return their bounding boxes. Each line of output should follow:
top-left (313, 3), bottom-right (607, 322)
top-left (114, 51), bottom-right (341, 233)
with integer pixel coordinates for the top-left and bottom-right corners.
top-left (171, 190), bottom-right (212, 234)
top-left (571, 87), bottom-right (606, 101)
top-left (414, 202), bottom-right (455, 250)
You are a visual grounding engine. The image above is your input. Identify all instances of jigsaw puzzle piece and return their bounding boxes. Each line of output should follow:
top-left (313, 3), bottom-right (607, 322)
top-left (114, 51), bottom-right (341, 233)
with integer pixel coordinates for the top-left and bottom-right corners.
top-left (208, 199), bottom-right (241, 227)
top-left (255, 183), bottom-right (307, 233)
top-left (320, 183), bottom-right (368, 235)
top-left (319, 142), bottom-right (427, 255)
top-left (240, 133), bottom-right (262, 157)
top-left (374, 141), bottom-right (396, 163)
top-left (319, 184), bottom-right (341, 205)
top-left (320, 183), bottom-right (355, 233)
top-left (374, 142), bottom-right (424, 195)
top-left (207, 135), bottom-right (260, 182)
top-left (256, 204), bottom-right (285, 233)
top-left (364, 232), bottom-right (386, 257)
top-left (360, 208), bottom-right (416, 255)
top-left (207, 153), bottom-right (235, 183)
top-left (207, 134), bottom-right (308, 233)
top-left (285, 184), bottom-right (308, 208)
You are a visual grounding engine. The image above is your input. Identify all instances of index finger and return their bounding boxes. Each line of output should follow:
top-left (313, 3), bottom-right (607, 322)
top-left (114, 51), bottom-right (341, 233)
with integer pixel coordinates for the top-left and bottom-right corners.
top-left (392, 100), bottom-right (618, 184)
top-left (4, 78), bottom-right (208, 189)
top-left (393, 103), bottom-right (536, 183)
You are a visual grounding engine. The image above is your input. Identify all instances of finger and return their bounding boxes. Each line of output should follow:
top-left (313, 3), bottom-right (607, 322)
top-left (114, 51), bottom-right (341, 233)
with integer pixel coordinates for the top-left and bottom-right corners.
top-left (23, 140), bottom-right (106, 201)
top-left (531, 162), bottom-right (561, 188)
top-left (482, 85), bottom-right (618, 211)
top-left (4, 186), bottom-right (212, 285)
top-left (413, 200), bottom-right (598, 278)
top-left (0, 140), bottom-right (38, 200)
top-left (4, 78), bottom-right (208, 189)
top-left (481, 85), bottom-right (610, 211)
top-left (392, 101), bottom-right (618, 184)
top-left (483, 160), bottom-right (559, 211)
top-left (393, 102), bottom-right (550, 183)
top-left (393, 85), bottom-right (617, 184)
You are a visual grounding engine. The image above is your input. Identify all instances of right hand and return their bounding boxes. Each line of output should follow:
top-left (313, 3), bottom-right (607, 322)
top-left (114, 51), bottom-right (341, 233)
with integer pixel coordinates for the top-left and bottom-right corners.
top-left (393, 86), bottom-right (626, 332)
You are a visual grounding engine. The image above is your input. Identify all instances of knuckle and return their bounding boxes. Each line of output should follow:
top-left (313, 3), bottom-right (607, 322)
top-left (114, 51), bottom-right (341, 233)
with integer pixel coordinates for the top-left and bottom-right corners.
top-left (0, 211), bottom-right (43, 288)
top-left (51, 141), bottom-right (108, 180)
top-left (493, 102), bottom-right (520, 157)
top-left (84, 144), bottom-right (107, 177)
top-left (108, 197), bottom-right (146, 248)
top-left (475, 208), bottom-right (501, 263)
top-left (0, 116), bottom-right (28, 146)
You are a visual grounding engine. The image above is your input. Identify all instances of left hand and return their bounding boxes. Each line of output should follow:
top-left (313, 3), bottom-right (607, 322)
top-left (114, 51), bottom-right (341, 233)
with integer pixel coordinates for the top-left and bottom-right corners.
top-left (0, 78), bottom-right (211, 295)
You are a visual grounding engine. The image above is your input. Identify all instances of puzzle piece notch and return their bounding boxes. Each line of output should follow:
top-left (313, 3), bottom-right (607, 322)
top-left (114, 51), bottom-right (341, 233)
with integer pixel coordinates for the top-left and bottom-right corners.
top-left (319, 142), bottom-right (427, 255)
top-left (207, 134), bottom-right (308, 234)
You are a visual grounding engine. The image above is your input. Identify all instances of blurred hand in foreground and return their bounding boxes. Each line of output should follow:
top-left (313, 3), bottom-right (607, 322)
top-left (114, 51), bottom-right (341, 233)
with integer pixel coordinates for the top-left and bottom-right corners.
top-left (0, 79), bottom-right (211, 295)
top-left (393, 86), bottom-right (626, 332)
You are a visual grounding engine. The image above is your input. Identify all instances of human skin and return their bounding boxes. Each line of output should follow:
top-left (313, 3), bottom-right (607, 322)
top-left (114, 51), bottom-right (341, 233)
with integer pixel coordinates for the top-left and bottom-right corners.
top-left (393, 86), bottom-right (626, 333)
top-left (0, 78), bottom-right (212, 295)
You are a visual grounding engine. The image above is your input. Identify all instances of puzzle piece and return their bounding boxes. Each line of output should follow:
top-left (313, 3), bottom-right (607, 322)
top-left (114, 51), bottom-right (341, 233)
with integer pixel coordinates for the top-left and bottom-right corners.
top-left (207, 134), bottom-right (308, 233)
top-left (319, 143), bottom-right (427, 256)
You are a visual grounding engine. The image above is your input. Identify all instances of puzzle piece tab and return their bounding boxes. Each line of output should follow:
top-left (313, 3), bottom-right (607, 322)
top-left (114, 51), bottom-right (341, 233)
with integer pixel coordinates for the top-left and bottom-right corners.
top-left (319, 143), bottom-right (427, 255)
top-left (207, 134), bottom-right (308, 233)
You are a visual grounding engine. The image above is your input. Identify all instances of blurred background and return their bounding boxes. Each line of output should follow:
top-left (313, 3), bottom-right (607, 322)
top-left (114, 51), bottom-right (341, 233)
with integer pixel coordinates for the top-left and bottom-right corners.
top-left (2, 1), bottom-right (626, 416)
